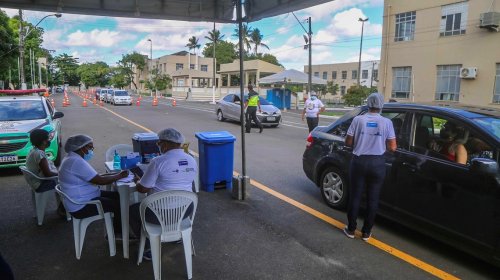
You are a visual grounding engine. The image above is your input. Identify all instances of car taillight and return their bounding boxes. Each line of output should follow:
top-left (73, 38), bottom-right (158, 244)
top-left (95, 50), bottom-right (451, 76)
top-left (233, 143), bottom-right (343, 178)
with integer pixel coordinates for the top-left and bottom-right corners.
top-left (306, 133), bottom-right (313, 148)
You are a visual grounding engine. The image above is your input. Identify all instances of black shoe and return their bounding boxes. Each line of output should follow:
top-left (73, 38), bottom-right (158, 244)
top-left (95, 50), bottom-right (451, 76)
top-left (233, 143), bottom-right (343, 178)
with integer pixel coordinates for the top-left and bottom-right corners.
top-left (259, 127), bottom-right (263, 133)
top-left (361, 232), bottom-right (371, 241)
top-left (343, 226), bottom-right (355, 239)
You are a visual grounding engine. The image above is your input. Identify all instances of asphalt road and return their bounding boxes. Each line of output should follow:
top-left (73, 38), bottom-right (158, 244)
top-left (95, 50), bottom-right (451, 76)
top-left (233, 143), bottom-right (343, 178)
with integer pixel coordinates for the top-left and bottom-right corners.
top-left (0, 91), bottom-right (499, 280)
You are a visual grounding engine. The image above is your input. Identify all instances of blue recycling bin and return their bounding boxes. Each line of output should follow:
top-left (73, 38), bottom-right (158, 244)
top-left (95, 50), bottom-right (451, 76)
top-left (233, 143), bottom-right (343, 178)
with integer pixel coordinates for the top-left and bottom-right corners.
top-left (195, 131), bottom-right (236, 192)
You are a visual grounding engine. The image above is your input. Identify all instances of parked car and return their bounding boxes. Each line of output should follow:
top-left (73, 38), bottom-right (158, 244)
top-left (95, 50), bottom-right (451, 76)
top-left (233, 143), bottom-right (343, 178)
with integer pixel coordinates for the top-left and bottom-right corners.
top-left (98, 89), bottom-right (107, 101)
top-left (215, 93), bottom-right (282, 127)
top-left (0, 95), bottom-right (64, 168)
top-left (104, 89), bottom-right (114, 103)
top-left (55, 86), bottom-right (64, 93)
top-left (110, 90), bottom-right (132, 106)
top-left (302, 103), bottom-right (500, 266)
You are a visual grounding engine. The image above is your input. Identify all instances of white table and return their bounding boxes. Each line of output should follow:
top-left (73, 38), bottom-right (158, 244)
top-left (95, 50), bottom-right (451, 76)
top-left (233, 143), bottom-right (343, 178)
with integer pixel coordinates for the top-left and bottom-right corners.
top-left (104, 161), bottom-right (137, 259)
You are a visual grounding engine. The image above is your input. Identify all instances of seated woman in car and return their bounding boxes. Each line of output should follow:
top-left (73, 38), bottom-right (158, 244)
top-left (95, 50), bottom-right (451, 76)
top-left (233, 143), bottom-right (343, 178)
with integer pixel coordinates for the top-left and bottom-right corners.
top-left (433, 122), bottom-right (468, 165)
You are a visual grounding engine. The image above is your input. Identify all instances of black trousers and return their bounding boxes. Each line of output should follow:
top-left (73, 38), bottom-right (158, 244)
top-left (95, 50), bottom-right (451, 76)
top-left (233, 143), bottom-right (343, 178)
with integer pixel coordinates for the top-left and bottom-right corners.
top-left (347, 155), bottom-right (386, 234)
top-left (245, 106), bottom-right (262, 132)
top-left (70, 191), bottom-right (122, 233)
top-left (306, 117), bottom-right (319, 132)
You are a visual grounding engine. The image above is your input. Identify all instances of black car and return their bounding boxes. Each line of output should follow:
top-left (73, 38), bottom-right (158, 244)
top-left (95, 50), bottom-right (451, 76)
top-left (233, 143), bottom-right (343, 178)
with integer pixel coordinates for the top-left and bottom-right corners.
top-left (302, 103), bottom-right (500, 266)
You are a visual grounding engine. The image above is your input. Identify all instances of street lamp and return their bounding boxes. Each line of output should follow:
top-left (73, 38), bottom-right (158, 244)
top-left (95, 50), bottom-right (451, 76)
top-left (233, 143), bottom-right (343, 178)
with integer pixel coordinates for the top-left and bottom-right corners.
top-left (18, 10), bottom-right (61, 89)
top-left (147, 38), bottom-right (153, 96)
top-left (357, 17), bottom-right (369, 87)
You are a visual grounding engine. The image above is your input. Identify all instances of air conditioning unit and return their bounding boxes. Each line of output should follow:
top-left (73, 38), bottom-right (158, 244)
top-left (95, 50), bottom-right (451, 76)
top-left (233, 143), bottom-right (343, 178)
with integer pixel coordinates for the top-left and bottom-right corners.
top-left (480, 12), bottom-right (500, 31)
top-left (460, 67), bottom-right (477, 79)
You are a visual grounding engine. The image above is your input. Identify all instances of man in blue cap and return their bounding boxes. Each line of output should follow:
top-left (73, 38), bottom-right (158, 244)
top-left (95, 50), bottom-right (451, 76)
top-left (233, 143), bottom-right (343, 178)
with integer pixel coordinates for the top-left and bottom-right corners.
top-left (343, 93), bottom-right (397, 241)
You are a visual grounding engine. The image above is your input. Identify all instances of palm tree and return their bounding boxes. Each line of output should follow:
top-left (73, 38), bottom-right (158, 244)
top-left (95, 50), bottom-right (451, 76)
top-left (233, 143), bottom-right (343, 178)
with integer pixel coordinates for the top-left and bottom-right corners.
top-left (186, 36), bottom-right (201, 70)
top-left (249, 28), bottom-right (269, 56)
top-left (232, 24), bottom-right (252, 53)
top-left (205, 29), bottom-right (225, 44)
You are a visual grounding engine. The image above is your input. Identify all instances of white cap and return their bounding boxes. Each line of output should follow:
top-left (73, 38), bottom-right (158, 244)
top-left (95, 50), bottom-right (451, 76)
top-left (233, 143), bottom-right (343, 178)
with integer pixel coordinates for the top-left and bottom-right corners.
top-left (157, 128), bottom-right (185, 144)
top-left (64, 134), bottom-right (93, 153)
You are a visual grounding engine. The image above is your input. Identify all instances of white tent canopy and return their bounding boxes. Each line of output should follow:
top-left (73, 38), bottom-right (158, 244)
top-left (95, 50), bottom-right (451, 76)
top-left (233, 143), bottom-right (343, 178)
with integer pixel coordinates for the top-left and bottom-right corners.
top-left (0, 0), bottom-right (332, 23)
top-left (259, 69), bottom-right (327, 85)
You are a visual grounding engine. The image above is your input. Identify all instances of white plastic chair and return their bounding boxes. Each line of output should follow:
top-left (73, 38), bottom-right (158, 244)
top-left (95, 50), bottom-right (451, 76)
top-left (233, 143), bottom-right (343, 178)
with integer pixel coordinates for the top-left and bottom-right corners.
top-left (19, 166), bottom-right (70, 225)
top-left (105, 144), bottom-right (133, 162)
top-left (55, 185), bottom-right (116, 260)
top-left (137, 191), bottom-right (198, 280)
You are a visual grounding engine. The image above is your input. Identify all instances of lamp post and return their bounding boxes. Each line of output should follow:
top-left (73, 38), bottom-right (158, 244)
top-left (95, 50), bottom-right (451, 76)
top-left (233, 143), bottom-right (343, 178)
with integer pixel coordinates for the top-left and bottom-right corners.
top-left (211, 21), bottom-right (216, 104)
top-left (357, 17), bottom-right (369, 87)
top-left (147, 38), bottom-right (153, 97)
top-left (18, 10), bottom-right (61, 89)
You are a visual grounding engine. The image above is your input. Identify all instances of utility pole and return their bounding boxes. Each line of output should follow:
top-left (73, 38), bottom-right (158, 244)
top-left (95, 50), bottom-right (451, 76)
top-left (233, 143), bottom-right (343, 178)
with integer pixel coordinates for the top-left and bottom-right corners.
top-left (370, 61), bottom-right (375, 88)
top-left (308, 17), bottom-right (312, 95)
top-left (18, 9), bottom-right (26, 90)
top-left (212, 21), bottom-right (216, 104)
top-left (147, 38), bottom-right (153, 97)
top-left (357, 17), bottom-right (369, 87)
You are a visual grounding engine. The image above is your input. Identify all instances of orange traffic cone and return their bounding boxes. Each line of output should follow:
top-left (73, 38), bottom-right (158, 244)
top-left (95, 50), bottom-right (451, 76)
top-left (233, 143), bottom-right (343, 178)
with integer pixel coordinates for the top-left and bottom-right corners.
top-left (99, 99), bottom-right (103, 106)
top-left (43, 90), bottom-right (49, 97)
top-left (172, 98), bottom-right (176, 107)
top-left (152, 97), bottom-right (158, 106)
top-left (82, 99), bottom-right (88, 107)
top-left (93, 98), bottom-right (97, 105)
top-left (65, 98), bottom-right (71, 106)
top-left (62, 100), bottom-right (67, 107)
top-left (136, 99), bottom-right (141, 106)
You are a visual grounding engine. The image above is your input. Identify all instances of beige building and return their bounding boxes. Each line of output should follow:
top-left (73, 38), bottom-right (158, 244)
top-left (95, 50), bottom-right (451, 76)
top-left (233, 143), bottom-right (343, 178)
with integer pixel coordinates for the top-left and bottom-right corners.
top-left (219, 59), bottom-right (284, 87)
top-left (379, 0), bottom-right (500, 107)
top-left (305, 61), bottom-right (379, 96)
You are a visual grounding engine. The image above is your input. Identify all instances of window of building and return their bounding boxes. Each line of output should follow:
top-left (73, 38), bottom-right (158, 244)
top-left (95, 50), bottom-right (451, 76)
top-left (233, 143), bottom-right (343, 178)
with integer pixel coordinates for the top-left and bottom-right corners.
top-left (190, 64), bottom-right (195, 70)
top-left (176, 63), bottom-right (183, 70)
top-left (352, 70), bottom-right (358, 80)
top-left (322, 72), bottom-right (327, 80)
top-left (395, 11), bottom-right (416, 42)
top-left (494, 64), bottom-right (500, 103)
top-left (373, 69), bottom-right (379, 81)
top-left (362, 70), bottom-right (369, 79)
top-left (201, 65), bottom-right (208, 72)
top-left (436, 65), bottom-right (461, 101)
top-left (314, 72), bottom-right (319, 77)
top-left (341, 71), bottom-right (347, 79)
top-left (340, 86), bottom-right (346, 95)
top-left (440, 2), bottom-right (468, 36)
top-left (392, 67), bottom-right (412, 99)
top-left (332, 71), bottom-right (337, 79)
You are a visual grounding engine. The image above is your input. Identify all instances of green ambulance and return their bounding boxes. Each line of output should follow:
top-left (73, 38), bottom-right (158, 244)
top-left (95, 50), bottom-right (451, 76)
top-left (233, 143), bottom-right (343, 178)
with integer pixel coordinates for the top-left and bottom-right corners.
top-left (0, 95), bottom-right (64, 168)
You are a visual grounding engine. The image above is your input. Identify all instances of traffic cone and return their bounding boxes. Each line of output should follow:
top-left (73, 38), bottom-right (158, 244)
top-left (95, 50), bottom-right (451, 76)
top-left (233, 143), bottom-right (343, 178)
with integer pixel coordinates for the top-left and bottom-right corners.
top-left (62, 99), bottom-right (67, 107)
top-left (136, 99), bottom-right (141, 106)
top-left (172, 98), bottom-right (176, 107)
top-left (44, 90), bottom-right (49, 97)
top-left (82, 99), bottom-right (88, 107)
top-left (93, 98), bottom-right (97, 105)
top-left (65, 97), bottom-right (71, 106)
top-left (152, 97), bottom-right (158, 106)
top-left (100, 99), bottom-right (103, 106)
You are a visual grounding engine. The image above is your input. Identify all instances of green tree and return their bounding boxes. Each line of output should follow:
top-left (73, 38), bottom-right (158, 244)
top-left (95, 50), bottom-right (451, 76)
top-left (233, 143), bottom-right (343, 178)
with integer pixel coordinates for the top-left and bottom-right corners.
top-left (326, 81), bottom-right (339, 95)
top-left (118, 52), bottom-right (147, 90)
top-left (145, 68), bottom-right (172, 93)
top-left (205, 29), bottom-right (224, 44)
top-left (186, 36), bottom-right (200, 56)
top-left (0, 10), bottom-right (17, 86)
top-left (52, 53), bottom-right (79, 86)
top-left (232, 24), bottom-right (252, 53)
top-left (343, 85), bottom-right (372, 106)
top-left (77, 61), bottom-right (110, 87)
top-left (109, 67), bottom-right (128, 89)
top-left (249, 28), bottom-right (269, 55)
top-left (202, 40), bottom-right (237, 70)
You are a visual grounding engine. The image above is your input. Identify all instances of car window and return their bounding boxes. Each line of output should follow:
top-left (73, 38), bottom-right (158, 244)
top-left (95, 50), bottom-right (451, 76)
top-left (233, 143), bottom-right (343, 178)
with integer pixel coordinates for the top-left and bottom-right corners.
top-left (0, 100), bottom-right (47, 121)
top-left (101, 90), bottom-right (107, 94)
top-left (472, 117), bottom-right (500, 142)
top-left (223, 95), bottom-right (234, 102)
top-left (464, 132), bottom-right (495, 164)
top-left (328, 107), bottom-right (364, 137)
top-left (381, 111), bottom-right (409, 149)
top-left (45, 100), bottom-right (54, 116)
top-left (114, 91), bottom-right (128, 96)
top-left (413, 114), bottom-right (470, 165)
top-left (234, 95), bottom-right (241, 103)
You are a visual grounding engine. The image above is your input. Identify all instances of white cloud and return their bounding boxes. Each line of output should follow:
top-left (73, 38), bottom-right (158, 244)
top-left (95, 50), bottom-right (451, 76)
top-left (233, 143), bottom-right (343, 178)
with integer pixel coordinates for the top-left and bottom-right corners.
top-left (298, 0), bottom-right (383, 20)
top-left (326, 8), bottom-right (382, 38)
top-left (115, 17), bottom-right (213, 33)
top-left (135, 29), bottom-right (207, 54)
top-left (66, 29), bottom-right (136, 47)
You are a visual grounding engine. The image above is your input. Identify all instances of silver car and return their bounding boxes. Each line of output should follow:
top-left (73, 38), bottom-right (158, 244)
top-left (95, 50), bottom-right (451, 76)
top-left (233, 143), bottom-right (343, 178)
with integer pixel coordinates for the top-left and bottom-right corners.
top-left (104, 89), bottom-right (114, 103)
top-left (110, 90), bottom-right (132, 106)
top-left (215, 94), bottom-right (282, 127)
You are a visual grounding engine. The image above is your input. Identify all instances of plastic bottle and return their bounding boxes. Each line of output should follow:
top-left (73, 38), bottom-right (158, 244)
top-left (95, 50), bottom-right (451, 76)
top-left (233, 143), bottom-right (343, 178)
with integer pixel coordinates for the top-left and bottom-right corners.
top-left (113, 150), bottom-right (121, 170)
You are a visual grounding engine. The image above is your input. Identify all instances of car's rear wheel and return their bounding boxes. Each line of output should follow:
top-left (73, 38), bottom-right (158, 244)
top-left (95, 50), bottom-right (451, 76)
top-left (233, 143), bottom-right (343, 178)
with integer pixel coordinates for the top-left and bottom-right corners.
top-left (217, 110), bottom-right (225, 121)
top-left (320, 166), bottom-right (349, 209)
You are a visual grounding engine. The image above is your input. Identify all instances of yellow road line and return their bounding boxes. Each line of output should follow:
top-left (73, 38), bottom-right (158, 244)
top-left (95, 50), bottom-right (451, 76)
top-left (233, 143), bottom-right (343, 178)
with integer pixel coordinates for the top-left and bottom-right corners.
top-left (73, 92), bottom-right (460, 280)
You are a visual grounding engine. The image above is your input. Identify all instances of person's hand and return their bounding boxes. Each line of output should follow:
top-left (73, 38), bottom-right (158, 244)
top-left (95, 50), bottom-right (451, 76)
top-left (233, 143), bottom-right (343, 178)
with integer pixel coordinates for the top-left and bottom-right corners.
top-left (301, 116), bottom-right (305, 122)
top-left (118, 170), bottom-right (129, 179)
top-left (133, 174), bottom-right (140, 184)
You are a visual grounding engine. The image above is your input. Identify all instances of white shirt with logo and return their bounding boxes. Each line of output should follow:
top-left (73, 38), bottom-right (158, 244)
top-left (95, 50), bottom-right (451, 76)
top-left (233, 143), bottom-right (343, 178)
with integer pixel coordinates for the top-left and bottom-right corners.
top-left (347, 113), bottom-right (396, 156)
top-left (305, 98), bottom-right (325, 118)
top-left (58, 152), bottom-right (99, 212)
top-left (139, 149), bottom-right (198, 194)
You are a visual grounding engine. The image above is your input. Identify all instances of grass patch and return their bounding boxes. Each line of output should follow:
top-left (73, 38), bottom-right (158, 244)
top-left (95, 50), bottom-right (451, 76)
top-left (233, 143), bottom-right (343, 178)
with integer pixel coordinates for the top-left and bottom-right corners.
top-left (320, 111), bottom-right (345, 117)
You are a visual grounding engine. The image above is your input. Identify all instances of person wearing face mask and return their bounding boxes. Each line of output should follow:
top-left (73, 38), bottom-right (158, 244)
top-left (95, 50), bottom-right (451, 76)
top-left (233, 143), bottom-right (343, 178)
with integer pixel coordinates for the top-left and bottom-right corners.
top-left (25, 129), bottom-right (65, 216)
top-left (437, 122), bottom-right (468, 165)
top-left (58, 134), bottom-right (128, 235)
top-left (302, 91), bottom-right (325, 132)
top-left (129, 128), bottom-right (197, 260)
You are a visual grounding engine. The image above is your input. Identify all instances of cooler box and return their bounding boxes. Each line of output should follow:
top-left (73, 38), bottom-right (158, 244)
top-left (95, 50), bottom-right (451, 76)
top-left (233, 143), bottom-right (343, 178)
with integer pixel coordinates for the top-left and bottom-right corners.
top-left (132, 132), bottom-right (160, 163)
top-left (195, 131), bottom-right (236, 192)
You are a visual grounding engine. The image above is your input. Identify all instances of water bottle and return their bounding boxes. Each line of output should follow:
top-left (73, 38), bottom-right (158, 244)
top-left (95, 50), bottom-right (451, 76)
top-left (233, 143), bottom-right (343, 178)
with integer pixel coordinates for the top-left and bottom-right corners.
top-left (113, 150), bottom-right (121, 170)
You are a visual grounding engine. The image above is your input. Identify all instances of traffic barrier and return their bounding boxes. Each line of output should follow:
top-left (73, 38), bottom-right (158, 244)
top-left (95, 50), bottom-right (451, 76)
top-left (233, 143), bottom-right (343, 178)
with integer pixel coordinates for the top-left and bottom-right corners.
top-left (82, 99), bottom-right (88, 107)
top-left (172, 98), bottom-right (176, 107)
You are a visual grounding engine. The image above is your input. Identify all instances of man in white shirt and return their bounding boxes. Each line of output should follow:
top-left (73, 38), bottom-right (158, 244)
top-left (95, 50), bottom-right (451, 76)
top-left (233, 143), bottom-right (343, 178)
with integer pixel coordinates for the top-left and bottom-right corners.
top-left (129, 128), bottom-right (197, 259)
top-left (301, 91), bottom-right (325, 132)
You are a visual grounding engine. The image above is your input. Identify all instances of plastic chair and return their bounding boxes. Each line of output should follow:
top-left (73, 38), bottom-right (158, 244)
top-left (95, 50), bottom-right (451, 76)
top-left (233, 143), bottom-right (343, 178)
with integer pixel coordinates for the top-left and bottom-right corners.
top-left (105, 144), bottom-right (133, 162)
top-left (19, 166), bottom-right (70, 225)
top-left (137, 191), bottom-right (198, 280)
top-left (55, 185), bottom-right (116, 260)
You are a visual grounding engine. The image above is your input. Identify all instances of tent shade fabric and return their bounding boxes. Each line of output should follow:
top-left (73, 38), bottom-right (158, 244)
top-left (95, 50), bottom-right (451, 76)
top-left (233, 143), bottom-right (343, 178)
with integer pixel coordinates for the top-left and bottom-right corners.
top-left (259, 69), bottom-right (327, 85)
top-left (0, 0), bottom-right (333, 23)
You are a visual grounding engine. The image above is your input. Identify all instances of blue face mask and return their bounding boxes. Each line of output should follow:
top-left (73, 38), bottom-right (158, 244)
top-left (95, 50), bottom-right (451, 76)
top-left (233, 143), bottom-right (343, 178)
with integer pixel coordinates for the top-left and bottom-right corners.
top-left (83, 149), bottom-right (94, 161)
top-left (311, 96), bottom-right (317, 100)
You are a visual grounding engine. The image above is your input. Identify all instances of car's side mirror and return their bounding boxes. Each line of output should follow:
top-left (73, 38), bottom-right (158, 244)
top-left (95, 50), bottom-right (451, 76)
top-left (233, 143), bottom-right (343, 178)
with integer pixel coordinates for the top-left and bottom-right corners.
top-left (53, 112), bottom-right (64, 119)
top-left (470, 158), bottom-right (498, 177)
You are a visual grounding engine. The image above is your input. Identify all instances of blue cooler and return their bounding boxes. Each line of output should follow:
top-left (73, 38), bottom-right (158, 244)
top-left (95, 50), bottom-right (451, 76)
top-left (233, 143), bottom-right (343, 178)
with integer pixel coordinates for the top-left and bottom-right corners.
top-left (132, 132), bottom-right (160, 163)
top-left (195, 131), bottom-right (236, 192)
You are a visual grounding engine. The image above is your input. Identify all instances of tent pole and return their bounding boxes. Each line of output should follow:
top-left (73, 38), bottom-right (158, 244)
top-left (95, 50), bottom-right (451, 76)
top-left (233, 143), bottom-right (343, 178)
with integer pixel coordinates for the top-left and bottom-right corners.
top-left (237, 0), bottom-right (247, 196)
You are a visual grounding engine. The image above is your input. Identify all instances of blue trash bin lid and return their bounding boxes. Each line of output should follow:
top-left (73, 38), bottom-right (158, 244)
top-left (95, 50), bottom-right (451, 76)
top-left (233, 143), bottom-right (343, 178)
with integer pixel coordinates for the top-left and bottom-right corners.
top-left (195, 131), bottom-right (236, 143)
top-left (132, 132), bottom-right (159, 141)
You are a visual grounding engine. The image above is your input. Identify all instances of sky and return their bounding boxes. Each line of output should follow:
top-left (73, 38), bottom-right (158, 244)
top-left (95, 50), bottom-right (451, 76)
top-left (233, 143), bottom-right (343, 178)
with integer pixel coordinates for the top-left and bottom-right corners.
top-left (1, 0), bottom-right (384, 71)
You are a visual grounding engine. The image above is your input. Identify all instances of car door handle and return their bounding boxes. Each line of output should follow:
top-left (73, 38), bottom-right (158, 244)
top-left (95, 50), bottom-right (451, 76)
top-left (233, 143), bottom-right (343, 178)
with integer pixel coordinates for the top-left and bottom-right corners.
top-left (402, 162), bottom-right (417, 172)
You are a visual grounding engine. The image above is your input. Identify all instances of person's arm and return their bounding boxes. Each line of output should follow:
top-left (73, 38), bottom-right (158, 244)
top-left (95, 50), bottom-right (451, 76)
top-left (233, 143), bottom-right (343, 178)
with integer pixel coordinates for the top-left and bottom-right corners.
top-left (455, 144), bottom-right (467, 165)
top-left (302, 100), bottom-right (307, 121)
top-left (386, 138), bottom-right (397, 152)
top-left (135, 182), bottom-right (151, 194)
top-left (89, 170), bottom-right (128, 185)
top-left (135, 160), bottom-right (159, 193)
top-left (39, 158), bottom-right (58, 177)
top-left (318, 101), bottom-right (326, 117)
top-left (345, 135), bottom-right (354, 147)
top-left (345, 117), bottom-right (358, 147)
top-left (386, 120), bottom-right (397, 152)
top-left (258, 99), bottom-right (261, 112)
